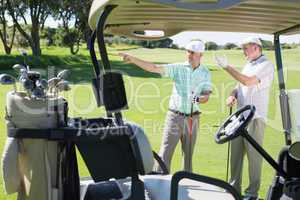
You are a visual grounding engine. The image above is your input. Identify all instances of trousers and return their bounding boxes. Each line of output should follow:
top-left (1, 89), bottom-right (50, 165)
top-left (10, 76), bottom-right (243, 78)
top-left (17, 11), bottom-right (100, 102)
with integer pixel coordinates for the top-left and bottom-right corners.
top-left (230, 118), bottom-right (266, 197)
top-left (158, 111), bottom-right (200, 172)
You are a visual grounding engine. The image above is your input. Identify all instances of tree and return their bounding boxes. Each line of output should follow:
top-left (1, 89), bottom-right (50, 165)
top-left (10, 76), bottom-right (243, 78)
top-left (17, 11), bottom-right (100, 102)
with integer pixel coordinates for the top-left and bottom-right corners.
top-left (41, 27), bottom-right (56, 46)
top-left (53, 0), bottom-right (79, 54)
top-left (0, 0), bottom-right (16, 54)
top-left (224, 42), bottom-right (238, 50)
top-left (281, 43), bottom-right (293, 49)
top-left (261, 39), bottom-right (274, 50)
top-left (170, 44), bottom-right (179, 49)
top-left (157, 38), bottom-right (173, 48)
top-left (62, 30), bottom-right (80, 54)
top-left (14, 25), bottom-right (30, 47)
top-left (74, 0), bottom-right (93, 48)
top-left (52, 0), bottom-right (93, 54)
top-left (205, 41), bottom-right (218, 50)
top-left (140, 38), bottom-right (173, 48)
top-left (6, 0), bottom-right (57, 56)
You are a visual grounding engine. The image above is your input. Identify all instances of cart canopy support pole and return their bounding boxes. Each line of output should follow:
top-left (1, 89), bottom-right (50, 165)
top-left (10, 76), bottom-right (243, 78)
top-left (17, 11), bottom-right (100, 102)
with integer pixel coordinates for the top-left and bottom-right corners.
top-left (96, 5), bottom-right (117, 72)
top-left (95, 5), bottom-right (127, 125)
top-left (274, 34), bottom-right (292, 145)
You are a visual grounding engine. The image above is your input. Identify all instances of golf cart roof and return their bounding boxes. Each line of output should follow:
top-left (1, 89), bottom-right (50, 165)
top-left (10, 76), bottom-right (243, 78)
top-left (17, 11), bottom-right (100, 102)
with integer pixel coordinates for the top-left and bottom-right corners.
top-left (89, 0), bottom-right (300, 40)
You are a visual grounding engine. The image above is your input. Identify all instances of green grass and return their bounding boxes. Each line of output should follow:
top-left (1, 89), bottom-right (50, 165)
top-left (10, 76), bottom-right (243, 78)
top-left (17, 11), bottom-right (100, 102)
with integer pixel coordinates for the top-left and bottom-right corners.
top-left (0, 45), bottom-right (300, 199)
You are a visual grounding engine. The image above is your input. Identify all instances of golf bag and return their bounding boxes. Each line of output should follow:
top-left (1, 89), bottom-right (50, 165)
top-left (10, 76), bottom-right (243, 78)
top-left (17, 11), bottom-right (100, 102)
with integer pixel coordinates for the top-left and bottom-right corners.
top-left (2, 91), bottom-right (79, 200)
top-left (266, 146), bottom-right (300, 200)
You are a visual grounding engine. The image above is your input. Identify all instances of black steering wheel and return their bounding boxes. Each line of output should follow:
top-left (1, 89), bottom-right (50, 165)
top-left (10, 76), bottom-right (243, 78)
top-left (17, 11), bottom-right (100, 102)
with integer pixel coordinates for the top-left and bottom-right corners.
top-left (215, 105), bottom-right (256, 144)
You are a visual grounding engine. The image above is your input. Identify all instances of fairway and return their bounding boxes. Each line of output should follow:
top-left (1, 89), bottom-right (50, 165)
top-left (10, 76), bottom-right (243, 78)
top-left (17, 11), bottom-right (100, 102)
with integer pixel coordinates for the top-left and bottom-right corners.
top-left (0, 46), bottom-right (299, 199)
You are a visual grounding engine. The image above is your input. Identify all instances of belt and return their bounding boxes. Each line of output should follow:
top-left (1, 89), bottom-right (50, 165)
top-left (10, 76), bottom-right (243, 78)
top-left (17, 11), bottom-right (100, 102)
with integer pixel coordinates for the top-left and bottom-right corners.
top-left (169, 109), bottom-right (200, 117)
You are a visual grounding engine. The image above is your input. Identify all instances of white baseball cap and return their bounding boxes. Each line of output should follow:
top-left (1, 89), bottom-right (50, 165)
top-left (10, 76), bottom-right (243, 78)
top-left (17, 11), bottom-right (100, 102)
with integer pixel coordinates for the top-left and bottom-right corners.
top-left (185, 40), bottom-right (205, 53)
top-left (241, 37), bottom-right (262, 47)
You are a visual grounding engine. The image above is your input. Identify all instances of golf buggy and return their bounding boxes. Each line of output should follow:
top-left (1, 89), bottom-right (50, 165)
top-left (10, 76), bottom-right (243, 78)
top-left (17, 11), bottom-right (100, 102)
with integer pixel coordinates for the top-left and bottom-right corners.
top-left (2, 0), bottom-right (300, 200)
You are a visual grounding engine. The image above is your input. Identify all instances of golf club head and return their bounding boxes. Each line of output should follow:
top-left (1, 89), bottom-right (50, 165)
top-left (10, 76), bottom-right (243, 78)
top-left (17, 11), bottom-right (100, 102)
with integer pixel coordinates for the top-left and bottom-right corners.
top-left (57, 70), bottom-right (70, 80)
top-left (36, 79), bottom-right (48, 89)
top-left (18, 49), bottom-right (30, 70)
top-left (18, 68), bottom-right (28, 80)
top-left (18, 49), bottom-right (27, 56)
top-left (12, 64), bottom-right (27, 71)
top-left (0, 74), bottom-right (16, 85)
top-left (27, 71), bottom-right (41, 82)
top-left (22, 79), bottom-right (34, 91)
top-left (48, 77), bottom-right (61, 88)
top-left (32, 87), bottom-right (45, 99)
top-left (56, 80), bottom-right (71, 92)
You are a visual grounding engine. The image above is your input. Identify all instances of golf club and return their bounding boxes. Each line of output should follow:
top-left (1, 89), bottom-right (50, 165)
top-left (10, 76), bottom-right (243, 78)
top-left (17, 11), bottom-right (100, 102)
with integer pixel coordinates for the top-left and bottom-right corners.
top-left (34, 79), bottom-right (48, 99)
top-left (27, 71), bottom-right (41, 82)
top-left (187, 92), bottom-right (195, 172)
top-left (48, 77), bottom-right (61, 87)
top-left (21, 78), bottom-right (34, 96)
top-left (226, 106), bottom-right (233, 182)
top-left (13, 64), bottom-right (28, 82)
top-left (32, 87), bottom-right (45, 99)
top-left (12, 64), bottom-right (27, 72)
top-left (14, 63), bottom-right (49, 98)
top-left (36, 79), bottom-right (48, 89)
top-left (0, 74), bottom-right (17, 92)
top-left (55, 80), bottom-right (71, 93)
top-left (47, 70), bottom-right (70, 95)
top-left (18, 49), bottom-right (29, 71)
top-left (57, 70), bottom-right (70, 80)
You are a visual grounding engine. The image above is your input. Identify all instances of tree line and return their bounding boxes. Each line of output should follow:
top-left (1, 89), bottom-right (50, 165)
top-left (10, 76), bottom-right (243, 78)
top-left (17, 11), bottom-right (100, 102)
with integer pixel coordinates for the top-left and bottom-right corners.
top-left (205, 40), bottom-right (299, 51)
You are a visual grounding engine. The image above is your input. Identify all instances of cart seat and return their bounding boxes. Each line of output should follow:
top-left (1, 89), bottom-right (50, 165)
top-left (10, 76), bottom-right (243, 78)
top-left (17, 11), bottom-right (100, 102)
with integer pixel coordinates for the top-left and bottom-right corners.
top-left (80, 174), bottom-right (238, 200)
top-left (76, 122), bottom-right (154, 182)
top-left (77, 122), bottom-right (155, 200)
top-left (77, 122), bottom-right (240, 200)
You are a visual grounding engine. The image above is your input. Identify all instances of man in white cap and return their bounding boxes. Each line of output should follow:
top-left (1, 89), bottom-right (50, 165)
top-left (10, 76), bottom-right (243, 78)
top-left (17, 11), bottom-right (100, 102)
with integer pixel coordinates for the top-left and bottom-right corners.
top-left (215, 37), bottom-right (274, 200)
top-left (119, 39), bottom-right (212, 172)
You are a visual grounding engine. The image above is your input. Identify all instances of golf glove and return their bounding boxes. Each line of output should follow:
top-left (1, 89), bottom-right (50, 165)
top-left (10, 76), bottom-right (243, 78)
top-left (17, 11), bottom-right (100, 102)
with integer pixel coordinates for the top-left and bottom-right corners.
top-left (214, 54), bottom-right (228, 69)
top-left (192, 95), bottom-right (200, 104)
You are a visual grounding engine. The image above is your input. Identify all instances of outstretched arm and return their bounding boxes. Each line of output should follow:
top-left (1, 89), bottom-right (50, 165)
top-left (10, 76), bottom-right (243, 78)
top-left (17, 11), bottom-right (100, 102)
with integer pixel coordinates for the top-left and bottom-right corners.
top-left (119, 53), bottom-right (164, 74)
top-left (214, 55), bottom-right (259, 86)
top-left (224, 65), bottom-right (259, 86)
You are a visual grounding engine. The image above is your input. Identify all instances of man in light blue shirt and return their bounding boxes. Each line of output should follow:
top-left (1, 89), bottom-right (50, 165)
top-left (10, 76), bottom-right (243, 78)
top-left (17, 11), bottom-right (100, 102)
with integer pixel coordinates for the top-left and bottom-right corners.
top-left (119, 40), bottom-right (212, 172)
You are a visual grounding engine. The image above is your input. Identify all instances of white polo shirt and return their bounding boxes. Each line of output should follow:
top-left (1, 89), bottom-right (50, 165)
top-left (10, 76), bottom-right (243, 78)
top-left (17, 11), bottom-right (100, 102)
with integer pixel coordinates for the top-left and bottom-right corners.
top-left (237, 55), bottom-right (274, 121)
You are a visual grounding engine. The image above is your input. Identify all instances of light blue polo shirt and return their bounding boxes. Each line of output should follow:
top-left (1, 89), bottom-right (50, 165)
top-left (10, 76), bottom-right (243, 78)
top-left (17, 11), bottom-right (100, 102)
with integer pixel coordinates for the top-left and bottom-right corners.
top-left (162, 62), bottom-right (212, 114)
